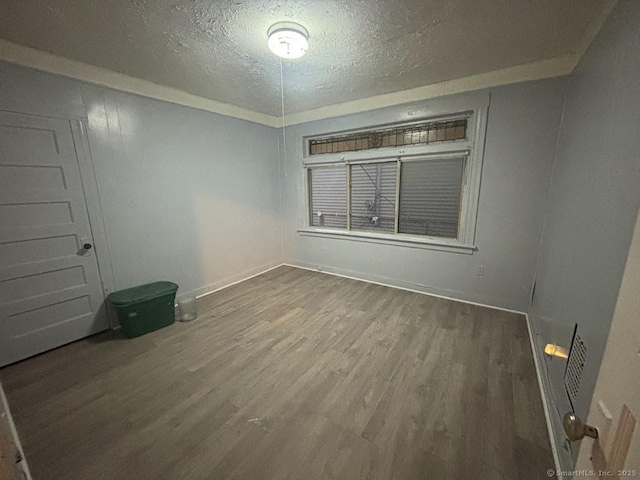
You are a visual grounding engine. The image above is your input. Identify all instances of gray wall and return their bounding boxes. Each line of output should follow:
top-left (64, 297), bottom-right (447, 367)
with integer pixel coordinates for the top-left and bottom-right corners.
top-left (0, 61), bottom-right (283, 301)
top-left (529, 0), bottom-right (640, 463)
top-left (280, 79), bottom-right (567, 311)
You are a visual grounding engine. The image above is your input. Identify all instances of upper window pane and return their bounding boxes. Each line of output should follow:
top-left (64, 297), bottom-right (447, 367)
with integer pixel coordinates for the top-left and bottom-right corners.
top-left (350, 162), bottom-right (397, 233)
top-left (309, 167), bottom-right (347, 229)
top-left (309, 119), bottom-right (467, 155)
top-left (398, 158), bottom-right (465, 238)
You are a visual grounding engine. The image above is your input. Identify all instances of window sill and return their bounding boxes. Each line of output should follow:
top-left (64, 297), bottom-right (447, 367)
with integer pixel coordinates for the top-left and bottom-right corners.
top-left (297, 228), bottom-right (476, 254)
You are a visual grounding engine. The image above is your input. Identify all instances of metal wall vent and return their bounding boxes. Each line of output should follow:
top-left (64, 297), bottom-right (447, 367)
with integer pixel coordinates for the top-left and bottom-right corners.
top-left (564, 332), bottom-right (586, 409)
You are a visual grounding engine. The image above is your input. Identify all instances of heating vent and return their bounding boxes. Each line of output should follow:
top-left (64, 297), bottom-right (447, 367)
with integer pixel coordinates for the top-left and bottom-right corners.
top-left (309, 119), bottom-right (467, 155)
top-left (564, 332), bottom-right (586, 409)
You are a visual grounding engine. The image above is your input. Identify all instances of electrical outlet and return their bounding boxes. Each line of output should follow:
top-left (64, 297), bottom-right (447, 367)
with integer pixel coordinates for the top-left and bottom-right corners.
top-left (476, 265), bottom-right (485, 276)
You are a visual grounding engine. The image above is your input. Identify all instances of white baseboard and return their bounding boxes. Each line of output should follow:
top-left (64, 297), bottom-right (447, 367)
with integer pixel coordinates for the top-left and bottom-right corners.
top-left (525, 314), bottom-right (563, 473)
top-left (0, 380), bottom-right (32, 480)
top-left (176, 261), bottom-right (285, 303)
top-left (283, 261), bottom-right (526, 315)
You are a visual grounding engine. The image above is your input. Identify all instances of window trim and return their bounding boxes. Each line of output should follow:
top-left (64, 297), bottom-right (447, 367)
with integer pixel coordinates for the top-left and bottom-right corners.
top-left (300, 106), bottom-right (488, 254)
top-left (296, 227), bottom-right (476, 254)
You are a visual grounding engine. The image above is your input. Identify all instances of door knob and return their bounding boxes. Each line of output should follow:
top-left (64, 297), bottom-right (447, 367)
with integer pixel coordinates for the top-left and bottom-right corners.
top-left (83, 243), bottom-right (92, 250)
top-left (563, 412), bottom-right (598, 441)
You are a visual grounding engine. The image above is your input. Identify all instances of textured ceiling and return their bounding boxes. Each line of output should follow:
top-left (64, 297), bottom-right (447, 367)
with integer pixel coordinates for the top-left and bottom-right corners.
top-left (0, 0), bottom-right (609, 116)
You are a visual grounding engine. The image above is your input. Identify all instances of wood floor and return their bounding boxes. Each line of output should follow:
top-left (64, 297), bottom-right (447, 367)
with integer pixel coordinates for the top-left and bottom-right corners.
top-left (0, 266), bottom-right (553, 480)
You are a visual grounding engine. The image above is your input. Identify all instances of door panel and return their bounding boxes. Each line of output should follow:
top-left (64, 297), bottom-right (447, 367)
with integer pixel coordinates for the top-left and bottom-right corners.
top-left (0, 111), bottom-right (107, 366)
top-left (0, 202), bottom-right (73, 229)
top-left (576, 210), bottom-right (640, 472)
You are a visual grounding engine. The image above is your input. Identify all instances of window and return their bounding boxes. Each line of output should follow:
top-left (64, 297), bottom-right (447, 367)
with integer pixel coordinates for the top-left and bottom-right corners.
top-left (308, 167), bottom-right (347, 228)
top-left (350, 162), bottom-right (397, 233)
top-left (398, 158), bottom-right (464, 238)
top-left (302, 110), bottom-right (485, 252)
top-left (307, 155), bottom-right (466, 240)
top-left (309, 119), bottom-right (467, 155)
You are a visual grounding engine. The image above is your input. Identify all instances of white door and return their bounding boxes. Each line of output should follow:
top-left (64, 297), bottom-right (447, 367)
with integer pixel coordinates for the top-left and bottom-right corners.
top-left (576, 208), bottom-right (640, 473)
top-left (0, 111), bottom-right (108, 367)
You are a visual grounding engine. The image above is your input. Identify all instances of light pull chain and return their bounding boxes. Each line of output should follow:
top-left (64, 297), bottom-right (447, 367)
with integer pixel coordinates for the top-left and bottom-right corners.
top-left (280, 57), bottom-right (287, 177)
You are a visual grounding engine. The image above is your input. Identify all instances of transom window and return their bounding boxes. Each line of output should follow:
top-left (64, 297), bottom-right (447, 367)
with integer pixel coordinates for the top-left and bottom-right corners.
top-left (309, 118), bottom-right (467, 155)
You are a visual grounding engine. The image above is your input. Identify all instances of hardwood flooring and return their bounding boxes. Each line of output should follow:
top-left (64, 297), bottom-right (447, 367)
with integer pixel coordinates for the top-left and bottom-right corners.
top-left (0, 266), bottom-right (554, 479)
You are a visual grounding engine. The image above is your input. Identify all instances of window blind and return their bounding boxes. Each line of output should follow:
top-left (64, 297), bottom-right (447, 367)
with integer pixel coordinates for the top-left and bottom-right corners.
top-left (398, 158), bottom-right (464, 238)
top-left (309, 167), bottom-right (347, 228)
top-left (350, 162), bottom-right (397, 233)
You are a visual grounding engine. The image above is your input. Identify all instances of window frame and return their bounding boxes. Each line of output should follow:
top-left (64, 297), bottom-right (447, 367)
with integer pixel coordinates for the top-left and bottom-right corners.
top-left (299, 107), bottom-right (487, 254)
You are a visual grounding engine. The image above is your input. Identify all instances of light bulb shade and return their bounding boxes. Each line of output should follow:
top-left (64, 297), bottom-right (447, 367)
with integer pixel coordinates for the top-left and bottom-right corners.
top-left (267, 22), bottom-right (308, 59)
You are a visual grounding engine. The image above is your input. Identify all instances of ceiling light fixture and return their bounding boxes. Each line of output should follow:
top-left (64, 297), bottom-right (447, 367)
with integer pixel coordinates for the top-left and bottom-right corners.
top-left (267, 22), bottom-right (309, 59)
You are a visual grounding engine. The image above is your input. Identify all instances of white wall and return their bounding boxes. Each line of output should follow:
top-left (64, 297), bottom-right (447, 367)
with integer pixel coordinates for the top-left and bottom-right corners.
top-left (0, 61), bottom-right (283, 301)
top-left (529, 0), bottom-right (640, 467)
top-left (280, 79), bottom-right (567, 312)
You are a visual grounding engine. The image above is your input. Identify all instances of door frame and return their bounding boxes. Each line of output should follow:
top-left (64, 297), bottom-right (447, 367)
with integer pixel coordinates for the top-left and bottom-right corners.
top-left (68, 119), bottom-right (117, 328)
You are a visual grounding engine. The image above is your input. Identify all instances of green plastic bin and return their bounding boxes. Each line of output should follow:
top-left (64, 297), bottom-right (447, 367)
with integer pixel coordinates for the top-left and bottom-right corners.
top-left (107, 281), bottom-right (178, 338)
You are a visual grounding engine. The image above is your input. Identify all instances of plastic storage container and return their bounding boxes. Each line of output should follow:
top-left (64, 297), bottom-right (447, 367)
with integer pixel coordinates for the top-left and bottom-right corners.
top-left (107, 281), bottom-right (178, 338)
top-left (178, 296), bottom-right (198, 322)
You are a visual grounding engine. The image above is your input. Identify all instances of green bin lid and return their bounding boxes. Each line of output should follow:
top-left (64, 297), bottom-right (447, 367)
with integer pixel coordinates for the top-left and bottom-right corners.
top-left (107, 281), bottom-right (178, 306)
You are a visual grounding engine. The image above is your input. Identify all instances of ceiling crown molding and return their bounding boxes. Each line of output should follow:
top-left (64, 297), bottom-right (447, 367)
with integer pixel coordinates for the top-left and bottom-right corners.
top-left (0, 39), bottom-right (281, 128)
top-left (572, 0), bottom-right (620, 64)
top-left (281, 55), bottom-right (576, 126)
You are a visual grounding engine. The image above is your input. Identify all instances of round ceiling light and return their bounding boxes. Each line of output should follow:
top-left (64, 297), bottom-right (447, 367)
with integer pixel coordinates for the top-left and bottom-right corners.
top-left (267, 22), bottom-right (309, 59)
